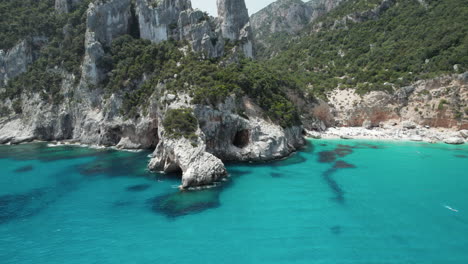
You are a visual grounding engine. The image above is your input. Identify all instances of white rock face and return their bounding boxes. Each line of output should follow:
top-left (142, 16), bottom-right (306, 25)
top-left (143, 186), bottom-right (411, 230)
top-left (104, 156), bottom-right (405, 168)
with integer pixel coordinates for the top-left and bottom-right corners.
top-left (0, 40), bottom-right (33, 86)
top-left (444, 137), bottom-right (465, 145)
top-left (217, 0), bottom-right (249, 40)
top-left (148, 130), bottom-right (227, 189)
top-left (177, 9), bottom-right (225, 58)
top-left (82, 0), bottom-right (132, 84)
top-left (146, 95), bottom-right (305, 188)
top-left (217, 0), bottom-right (253, 58)
top-left (136, 0), bottom-right (192, 43)
top-left (402, 121), bottom-right (417, 129)
top-left (86, 0), bottom-right (132, 47)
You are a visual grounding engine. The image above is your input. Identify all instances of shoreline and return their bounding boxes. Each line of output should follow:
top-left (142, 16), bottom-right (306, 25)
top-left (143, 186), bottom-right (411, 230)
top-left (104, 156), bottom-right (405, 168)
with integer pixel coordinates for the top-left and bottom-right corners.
top-left (306, 126), bottom-right (467, 145)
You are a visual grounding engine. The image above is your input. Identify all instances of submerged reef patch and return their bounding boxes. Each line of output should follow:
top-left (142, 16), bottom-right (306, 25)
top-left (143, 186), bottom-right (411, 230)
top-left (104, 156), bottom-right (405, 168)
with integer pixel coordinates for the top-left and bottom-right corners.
top-left (330, 225), bottom-right (342, 235)
top-left (333, 160), bottom-right (357, 169)
top-left (126, 184), bottom-right (151, 192)
top-left (323, 168), bottom-right (345, 203)
top-left (13, 165), bottom-right (33, 173)
top-left (318, 151), bottom-right (337, 163)
top-left (149, 188), bottom-right (221, 218)
top-left (0, 188), bottom-right (49, 224)
top-left (271, 172), bottom-right (283, 178)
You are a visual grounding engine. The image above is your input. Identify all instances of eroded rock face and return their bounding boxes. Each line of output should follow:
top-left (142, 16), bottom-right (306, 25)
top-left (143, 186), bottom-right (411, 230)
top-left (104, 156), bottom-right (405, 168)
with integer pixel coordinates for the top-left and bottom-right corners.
top-left (136, 0), bottom-right (192, 43)
top-left (147, 94), bottom-right (305, 188)
top-left (148, 130), bottom-right (227, 189)
top-left (0, 40), bottom-right (33, 86)
top-left (217, 0), bottom-right (253, 58)
top-left (178, 9), bottom-right (225, 58)
top-left (251, 0), bottom-right (344, 57)
top-left (82, 0), bottom-right (132, 84)
top-left (320, 73), bottom-right (468, 130)
top-left (55, 0), bottom-right (82, 13)
top-left (195, 96), bottom-right (304, 161)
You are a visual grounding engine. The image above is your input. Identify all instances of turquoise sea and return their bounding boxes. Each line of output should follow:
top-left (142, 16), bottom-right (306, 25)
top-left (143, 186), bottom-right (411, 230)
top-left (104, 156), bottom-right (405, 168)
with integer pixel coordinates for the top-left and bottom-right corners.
top-left (1, 140), bottom-right (468, 264)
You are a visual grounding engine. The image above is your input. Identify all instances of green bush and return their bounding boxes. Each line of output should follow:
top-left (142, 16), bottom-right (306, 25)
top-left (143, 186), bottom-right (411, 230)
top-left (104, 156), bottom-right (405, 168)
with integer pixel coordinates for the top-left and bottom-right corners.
top-left (163, 108), bottom-right (199, 140)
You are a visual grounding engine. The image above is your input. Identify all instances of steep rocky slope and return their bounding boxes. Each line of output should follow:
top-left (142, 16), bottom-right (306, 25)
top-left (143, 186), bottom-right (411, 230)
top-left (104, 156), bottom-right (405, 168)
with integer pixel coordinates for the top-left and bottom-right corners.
top-left (267, 0), bottom-right (468, 129)
top-left (0, 0), bottom-right (306, 189)
top-left (250, 0), bottom-right (344, 58)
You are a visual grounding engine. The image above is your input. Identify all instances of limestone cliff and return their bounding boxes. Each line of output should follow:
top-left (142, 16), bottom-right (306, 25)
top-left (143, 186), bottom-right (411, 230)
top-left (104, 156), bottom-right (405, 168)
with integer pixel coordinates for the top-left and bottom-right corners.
top-left (133, 0), bottom-right (253, 58)
top-left (0, 40), bottom-right (34, 86)
top-left (135, 0), bottom-right (192, 43)
top-left (0, 0), bottom-right (302, 189)
top-left (217, 0), bottom-right (253, 58)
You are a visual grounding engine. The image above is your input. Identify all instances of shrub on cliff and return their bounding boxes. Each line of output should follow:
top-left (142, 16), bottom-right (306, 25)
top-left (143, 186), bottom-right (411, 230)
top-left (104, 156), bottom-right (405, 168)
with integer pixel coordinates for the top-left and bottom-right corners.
top-left (163, 108), bottom-right (198, 140)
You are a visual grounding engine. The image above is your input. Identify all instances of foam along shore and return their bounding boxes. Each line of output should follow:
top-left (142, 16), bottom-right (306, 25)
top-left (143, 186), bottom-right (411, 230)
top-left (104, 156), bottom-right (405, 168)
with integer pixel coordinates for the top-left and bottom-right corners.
top-left (306, 124), bottom-right (468, 145)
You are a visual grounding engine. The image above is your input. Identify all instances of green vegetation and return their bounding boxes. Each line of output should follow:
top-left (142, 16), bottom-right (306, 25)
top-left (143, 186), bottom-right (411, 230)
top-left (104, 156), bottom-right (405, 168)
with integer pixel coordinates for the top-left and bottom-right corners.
top-left (0, 0), bottom-right (57, 50)
top-left (267, 0), bottom-right (468, 98)
top-left (438, 99), bottom-right (449, 110)
top-left (1, 0), bottom-right (91, 106)
top-left (162, 108), bottom-right (198, 140)
top-left (107, 35), bottom-right (301, 127)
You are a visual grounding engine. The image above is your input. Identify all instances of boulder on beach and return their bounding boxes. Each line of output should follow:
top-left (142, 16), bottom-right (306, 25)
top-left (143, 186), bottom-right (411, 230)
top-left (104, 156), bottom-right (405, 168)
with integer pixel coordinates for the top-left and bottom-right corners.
top-left (402, 121), bottom-right (417, 129)
top-left (362, 120), bottom-right (372, 129)
top-left (444, 137), bottom-right (465, 145)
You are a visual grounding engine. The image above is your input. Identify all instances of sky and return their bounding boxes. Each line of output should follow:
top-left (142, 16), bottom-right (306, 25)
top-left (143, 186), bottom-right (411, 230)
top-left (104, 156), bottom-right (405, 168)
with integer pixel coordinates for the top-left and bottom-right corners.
top-left (191, 0), bottom-right (278, 16)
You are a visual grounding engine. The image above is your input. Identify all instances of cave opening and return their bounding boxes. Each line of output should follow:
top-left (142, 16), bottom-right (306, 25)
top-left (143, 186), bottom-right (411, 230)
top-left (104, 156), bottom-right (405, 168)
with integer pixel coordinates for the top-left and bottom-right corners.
top-left (233, 129), bottom-right (249, 148)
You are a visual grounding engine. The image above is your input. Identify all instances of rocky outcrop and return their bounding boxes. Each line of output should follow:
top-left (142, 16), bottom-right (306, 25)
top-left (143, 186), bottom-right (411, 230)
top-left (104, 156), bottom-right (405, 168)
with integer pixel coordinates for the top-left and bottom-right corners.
top-left (312, 0), bottom-right (396, 32)
top-left (147, 94), bottom-right (305, 189)
top-left (321, 73), bottom-right (468, 130)
top-left (136, 0), bottom-right (192, 43)
top-left (55, 0), bottom-right (83, 13)
top-left (178, 9), bottom-right (225, 58)
top-left (86, 0), bottom-right (132, 47)
top-left (217, 0), bottom-right (253, 58)
top-left (250, 0), bottom-right (344, 58)
top-left (0, 40), bottom-right (33, 86)
top-left (82, 0), bottom-right (132, 84)
top-left (134, 0), bottom-right (252, 58)
top-left (148, 128), bottom-right (227, 189)
top-left (195, 96), bottom-right (304, 161)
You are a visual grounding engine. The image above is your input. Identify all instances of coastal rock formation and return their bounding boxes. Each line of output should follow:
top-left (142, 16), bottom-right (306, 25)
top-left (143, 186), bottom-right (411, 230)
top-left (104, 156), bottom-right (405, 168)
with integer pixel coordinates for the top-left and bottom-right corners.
top-left (149, 129), bottom-right (227, 189)
top-left (195, 96), bottom-right (304, 161)
top-left (147, 95), bottom-right (304, 188)
top-left (0, 40), bottom-right (33, 86)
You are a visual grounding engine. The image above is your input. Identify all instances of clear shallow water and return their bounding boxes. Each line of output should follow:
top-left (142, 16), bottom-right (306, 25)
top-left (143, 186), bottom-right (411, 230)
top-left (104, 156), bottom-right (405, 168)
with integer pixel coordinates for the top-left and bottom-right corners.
top-left (1, 140), bottom-right (468, 264)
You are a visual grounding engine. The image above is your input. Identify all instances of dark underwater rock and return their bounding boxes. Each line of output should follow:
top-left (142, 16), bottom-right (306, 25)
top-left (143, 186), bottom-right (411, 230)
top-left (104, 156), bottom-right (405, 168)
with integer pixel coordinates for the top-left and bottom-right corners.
top-left (126, 184), bottom-right (151, 192)
top-left (13, 165), bottom-right (33, 173)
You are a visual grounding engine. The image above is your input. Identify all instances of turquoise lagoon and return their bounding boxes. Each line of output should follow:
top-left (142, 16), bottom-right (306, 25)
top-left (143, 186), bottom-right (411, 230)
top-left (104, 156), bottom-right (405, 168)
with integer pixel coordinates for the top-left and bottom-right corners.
top-left (1, 140), bottom-right (468, 264)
